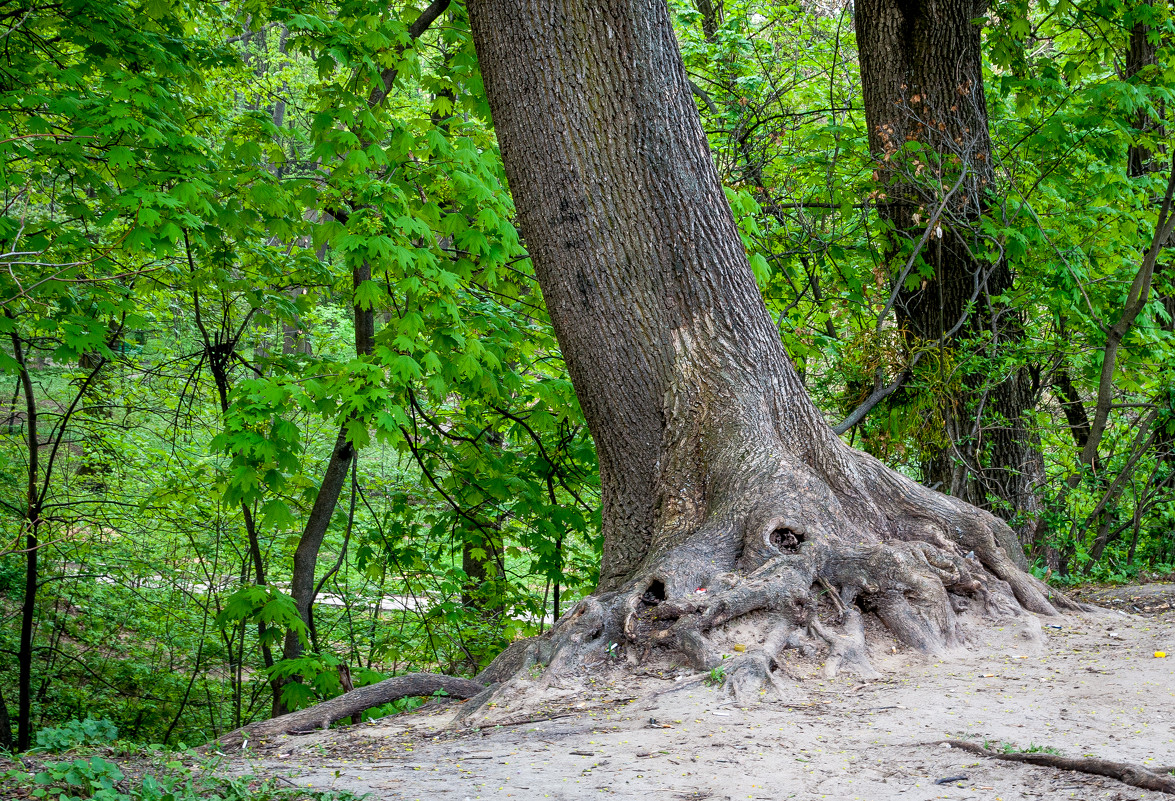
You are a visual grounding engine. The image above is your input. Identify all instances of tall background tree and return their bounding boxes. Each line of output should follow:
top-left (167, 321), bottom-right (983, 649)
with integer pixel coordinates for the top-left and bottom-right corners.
top-left (853, 0), bottom-right (1047, 544)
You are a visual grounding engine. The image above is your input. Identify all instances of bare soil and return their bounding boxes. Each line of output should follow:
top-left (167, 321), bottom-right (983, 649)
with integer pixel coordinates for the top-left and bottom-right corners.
top-left (229, 591), bottom-right (1175, 801)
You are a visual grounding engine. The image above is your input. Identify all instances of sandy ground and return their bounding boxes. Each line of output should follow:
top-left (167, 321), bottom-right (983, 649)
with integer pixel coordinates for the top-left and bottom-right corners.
top-left (231, 588), bottom-right (1175, 801)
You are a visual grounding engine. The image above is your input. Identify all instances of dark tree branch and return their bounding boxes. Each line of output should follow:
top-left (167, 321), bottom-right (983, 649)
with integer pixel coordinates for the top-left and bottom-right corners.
top-left (368, 0), bottom-right (452, 107)
top-left (689, 80), bottom-right (719, 116)
top-left (213, 673), bottom-right (484, 748)
top-left (931, 740), bottom-right (1175, 795)
top-left (833, 364), bottom-right (915, 435)
top-left (1051, 368), bottom-right (1093, 456)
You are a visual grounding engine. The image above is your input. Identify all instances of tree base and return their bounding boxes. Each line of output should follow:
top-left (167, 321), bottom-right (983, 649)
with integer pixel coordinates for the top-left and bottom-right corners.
top-left (471, 442), bottom-right (1085, 719)
top-left (204, 442), bottom-right (1087, 745)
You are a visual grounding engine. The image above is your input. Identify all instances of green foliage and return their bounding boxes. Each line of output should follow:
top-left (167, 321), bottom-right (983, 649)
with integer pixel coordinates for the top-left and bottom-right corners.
top-left (215, 585), bottom-right (308, 651)
top-left (673, 0), bottom-right (1175, 576)
top-left (0, 0), bottom-right (1172, 756)
top-left (2, 750), bottom-right (359, 801)
top-left (32, 720), bottom-right (119, 754)
top-left (0, 0), bottom-right (602, 747)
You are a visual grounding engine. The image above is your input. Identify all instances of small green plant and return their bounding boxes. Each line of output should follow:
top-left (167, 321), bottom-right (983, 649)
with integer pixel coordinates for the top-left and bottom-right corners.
top-left (706, 666), bottom-right (726, 686)
top-left (1000, 741), bottom-right (1062, 755)
top-left (1023, 742), bottom-right (1063, 755)
top-left (5, 755), bottom-right (125, 801)
top-left (32, 718), bottom-right (119, 753)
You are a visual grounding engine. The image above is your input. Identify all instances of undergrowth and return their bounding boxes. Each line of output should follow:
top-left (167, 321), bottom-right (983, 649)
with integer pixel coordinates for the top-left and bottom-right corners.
top-left (1, 720), bottom-right (359, 801)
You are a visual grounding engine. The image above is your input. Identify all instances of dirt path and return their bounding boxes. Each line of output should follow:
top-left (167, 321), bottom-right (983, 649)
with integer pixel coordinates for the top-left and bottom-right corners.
top-left (231, 601), bottom-right (1174, 801)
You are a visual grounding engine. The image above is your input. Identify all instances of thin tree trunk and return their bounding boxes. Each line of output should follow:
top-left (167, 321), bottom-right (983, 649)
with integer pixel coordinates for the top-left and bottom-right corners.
top-left (276, 266), bottom-right (372, 709)
top-left (10, 330), bottom-right (38, 752)
top-left (271, 0), bottom-right (452, 710)
top-left (279, 0), bottom-right (450, 640)
top-left (281, 431), bottom-right (355, 663)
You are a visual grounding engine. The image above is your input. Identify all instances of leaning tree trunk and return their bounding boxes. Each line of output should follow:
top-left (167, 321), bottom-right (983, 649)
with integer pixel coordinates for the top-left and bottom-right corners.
top-left (854, 0), bottom-right (1047, 547)
top-left (467, 0), bottom-right (1071, 699)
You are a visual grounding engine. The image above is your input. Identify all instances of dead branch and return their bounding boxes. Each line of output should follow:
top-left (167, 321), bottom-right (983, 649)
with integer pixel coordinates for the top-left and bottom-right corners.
top-left (212, 672), bottom-right (485, 749)
top-left (929, 739), bottom-right (1175, 795)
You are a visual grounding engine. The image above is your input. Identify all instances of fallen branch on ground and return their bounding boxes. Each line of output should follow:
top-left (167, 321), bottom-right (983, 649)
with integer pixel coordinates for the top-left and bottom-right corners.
top-left (212, 673), bottom-right (485, 749)
top-left (929, 740), bottom-right (1175, 795)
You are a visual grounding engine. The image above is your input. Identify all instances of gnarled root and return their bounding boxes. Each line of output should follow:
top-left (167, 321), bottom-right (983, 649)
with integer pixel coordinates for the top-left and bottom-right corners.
top-left (811, 608), bottom-right (878, 680)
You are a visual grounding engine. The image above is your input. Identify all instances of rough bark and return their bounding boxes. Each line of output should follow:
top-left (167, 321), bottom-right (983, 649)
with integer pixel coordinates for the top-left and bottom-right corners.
top-left (695, 0), bottom-right (722, 39)
top-left (213, 673), bottom-right (485, 749)
top-left (854, 0), bottom-right (1046, 545)
top-left (463, 0), bottom-right (1070, 704)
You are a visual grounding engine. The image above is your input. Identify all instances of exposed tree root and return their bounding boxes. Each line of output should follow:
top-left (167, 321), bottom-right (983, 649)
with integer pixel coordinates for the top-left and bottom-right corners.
top-left (930, 739), bottom-right (1175, 795)
top-left (205, 463), bottom-right (1090, 745)
top-left (211, 673), bottom-right (485, 749)
top-left (465, 438), bottom-right (1088, 722)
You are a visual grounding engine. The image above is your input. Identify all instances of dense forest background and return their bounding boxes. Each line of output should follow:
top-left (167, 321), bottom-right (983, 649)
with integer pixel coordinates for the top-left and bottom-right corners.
top-left (0, 0), bottom-right (1172, 759)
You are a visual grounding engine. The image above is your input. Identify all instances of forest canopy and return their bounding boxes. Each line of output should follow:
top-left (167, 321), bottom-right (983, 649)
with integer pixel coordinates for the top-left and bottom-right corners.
top-left (0, 0), bottom-right (1172, 758)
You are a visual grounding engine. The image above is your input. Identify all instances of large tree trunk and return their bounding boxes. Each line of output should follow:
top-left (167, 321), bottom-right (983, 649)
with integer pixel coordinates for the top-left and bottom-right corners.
top-left (466, 0), bottom-right (1070, 699)
top-left (854, 0), bottom-right (1046, 547)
